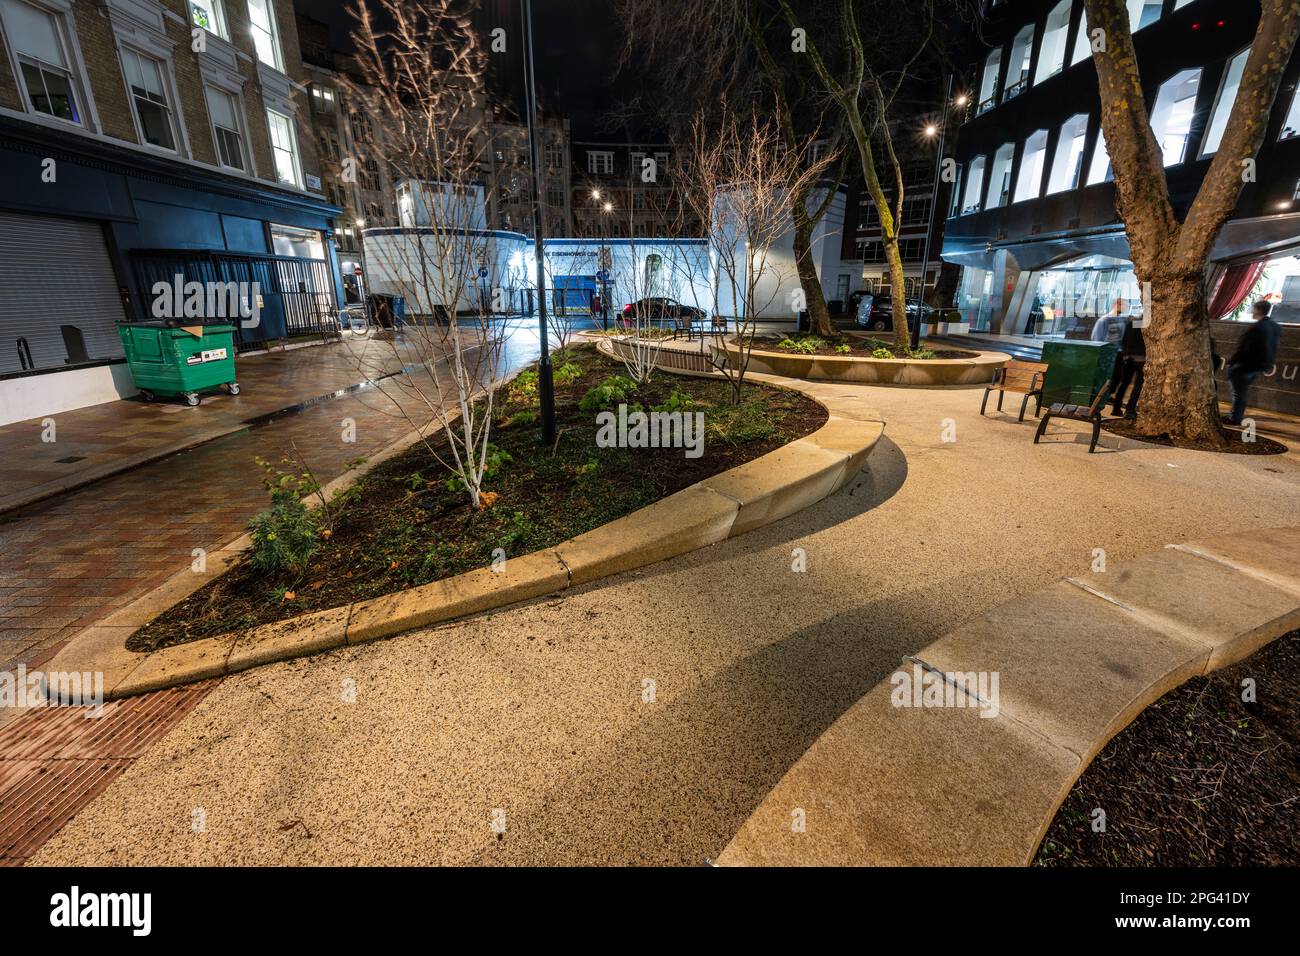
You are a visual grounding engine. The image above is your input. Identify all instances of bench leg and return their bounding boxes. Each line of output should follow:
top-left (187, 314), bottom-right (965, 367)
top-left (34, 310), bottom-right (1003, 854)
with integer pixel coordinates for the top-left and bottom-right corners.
top-left (980, 387), bottom-right (992, 416)
top-left (1089, 419), bottom-right (1102, 453)
top-left (997, 390), bottom-right (1005, 412)
top-left (1018, 393), bottom-right (1031, 423)
top-left (1033, 414), bottom-right (1051, 445)
top-left (1034, 392), bottom-right (1043, 418)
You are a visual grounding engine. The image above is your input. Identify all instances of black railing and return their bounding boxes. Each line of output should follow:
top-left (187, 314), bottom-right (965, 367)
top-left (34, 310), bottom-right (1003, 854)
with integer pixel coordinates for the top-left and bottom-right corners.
top-left (130, 250), bottom-right (339, 352)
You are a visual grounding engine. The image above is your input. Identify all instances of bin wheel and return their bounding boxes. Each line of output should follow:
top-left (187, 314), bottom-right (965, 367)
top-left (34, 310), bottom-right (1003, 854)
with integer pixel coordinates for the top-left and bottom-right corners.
top-left (139, 389), bottom-right (156, 402)
top-left (184, 392), bottom-right (201, 407)
top-left (226, 382), bottom-right (241, 396)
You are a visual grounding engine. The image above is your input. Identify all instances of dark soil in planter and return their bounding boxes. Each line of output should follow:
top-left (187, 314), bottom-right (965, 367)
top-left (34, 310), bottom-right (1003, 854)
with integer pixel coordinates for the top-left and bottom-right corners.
top-left (129, 345), bottom-right (827, 651)
top-left (1036, 630), bottom-right (1300, 866)
top-left (1102, 419), bottom-right (1288, 456)
top-left (749, 334), bottom-right (978, 360)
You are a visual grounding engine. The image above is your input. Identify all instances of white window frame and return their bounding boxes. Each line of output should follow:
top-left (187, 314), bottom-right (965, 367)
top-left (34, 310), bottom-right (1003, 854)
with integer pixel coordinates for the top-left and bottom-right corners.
top-left (1003, 24), bottom-right (1035, 98)
top-left (0, 0), bottom-right (93, 129)
top-left (1200, 47), bottom-right (1250, 157)
top-left (587, 150), bottom-right (613, 174)
top-left (961, 155), bottom-right (985, 215)
top-left (1046, 113), bottom-right (1090, 195)
top-left (1013, 129), bottom-right (1049, 203)
top-left (1149, 67), bottom-right (1203, 167)
top-left (1086, 126), bottom-right (1113, 185)
top-left (118, 44), bottom-right (181, 154)
top-left (1034, 0), bottom-right (1072, 86)
top-left (977, 48), bottom-right (1002, 113)
top-left (986, 143), bottom-right (1015, 210)
top-left (189, 0), bottom-right (228, 40)
top-left (1278, 85), bottom-right (1300, 143)
top-left (246, 0), bottom-right (283, 73)
top-left (266, 107), bottom-right (302, 188)
top-left (204, 83), bottom-right (249, 172)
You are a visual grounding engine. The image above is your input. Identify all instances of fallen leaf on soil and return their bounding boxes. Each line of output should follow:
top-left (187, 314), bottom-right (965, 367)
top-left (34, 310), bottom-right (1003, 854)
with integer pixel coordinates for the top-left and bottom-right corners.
top-left (283, 591), bottom-right (296, 602)
top-left (478, 491), bottom-right (500, 510)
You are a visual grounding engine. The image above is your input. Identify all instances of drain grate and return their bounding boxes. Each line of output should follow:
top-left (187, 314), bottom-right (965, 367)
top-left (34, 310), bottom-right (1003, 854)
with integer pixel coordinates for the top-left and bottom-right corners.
top-left (0, 680), bottom-right (217, 865)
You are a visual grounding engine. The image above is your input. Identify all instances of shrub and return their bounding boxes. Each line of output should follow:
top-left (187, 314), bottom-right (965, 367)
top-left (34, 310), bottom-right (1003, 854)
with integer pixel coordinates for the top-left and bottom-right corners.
top-left (248, 489), bottom-right (320, 575)
top-left (872, 347), bottom-right (894, 359)
top-left (653, 389), bottom-right (695, 414)
top-left (553, 362), bottom-right (582, 386)
top-left (579, 374), bottom-right (638, 413)
top-left (906, 347), bottom-right (937, 360)
top-left (509, 369), bottom-right (539, 402)
top-left (834, 343), bottom-right (852, 355)
top-left (776, 335), bottom-right (824, 355)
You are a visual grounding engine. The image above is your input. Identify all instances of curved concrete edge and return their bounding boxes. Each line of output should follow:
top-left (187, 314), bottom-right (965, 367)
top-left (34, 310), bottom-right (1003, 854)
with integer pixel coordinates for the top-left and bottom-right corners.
top-left (715, 525), bottom-right (1300, 867)
top-left (718, 342), bottom-right (1008, 387)
top-left (40, 374), bottom-right (885, 702)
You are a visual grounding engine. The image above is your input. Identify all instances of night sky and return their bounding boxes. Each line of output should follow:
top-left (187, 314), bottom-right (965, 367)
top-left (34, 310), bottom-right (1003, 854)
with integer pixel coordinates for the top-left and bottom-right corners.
top-left (293, 0), bottom-right (643, 140)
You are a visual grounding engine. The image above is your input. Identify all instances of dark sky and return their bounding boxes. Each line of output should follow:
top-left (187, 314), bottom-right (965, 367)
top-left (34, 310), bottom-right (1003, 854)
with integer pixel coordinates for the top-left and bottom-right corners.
top-left (293, 0), bottom-right (642, 140)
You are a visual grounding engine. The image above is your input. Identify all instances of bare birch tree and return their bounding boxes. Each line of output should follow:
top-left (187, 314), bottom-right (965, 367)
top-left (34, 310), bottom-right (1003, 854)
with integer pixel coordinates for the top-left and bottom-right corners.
top-left (1084, 0), bottom-right (1300, 446)
top-left (339, 0), bottom-right (511, 510)
top-left (677, 112), bottom-right (835, 401)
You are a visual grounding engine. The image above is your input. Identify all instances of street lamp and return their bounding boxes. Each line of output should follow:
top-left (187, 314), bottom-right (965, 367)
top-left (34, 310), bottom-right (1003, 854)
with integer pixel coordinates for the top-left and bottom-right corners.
top-left (912, 75), bottom-right (958, 351)
top-left (521, 0), bottom-right (557, 444)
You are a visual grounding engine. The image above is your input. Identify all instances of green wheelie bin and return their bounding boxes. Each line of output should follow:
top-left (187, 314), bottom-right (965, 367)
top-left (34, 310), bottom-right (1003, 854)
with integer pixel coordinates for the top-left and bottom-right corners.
top-left (117, 322), bottom-right (239, 407)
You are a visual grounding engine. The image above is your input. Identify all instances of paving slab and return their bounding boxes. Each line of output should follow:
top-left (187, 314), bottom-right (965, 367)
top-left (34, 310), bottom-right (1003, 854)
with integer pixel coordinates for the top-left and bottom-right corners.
top-left (1073, 547), bottom-right (1300, 671)
top-left (1172, 526), bottom-right (1300, 597)
top-left (921, 580), bottom-right (1209, 763)
top-left (716, 679), bottom-right (1080, 867)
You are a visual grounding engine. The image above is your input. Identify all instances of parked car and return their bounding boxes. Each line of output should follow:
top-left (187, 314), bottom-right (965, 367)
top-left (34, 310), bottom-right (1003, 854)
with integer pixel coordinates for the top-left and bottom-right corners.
top-left (854, 294), bottom-right (934, 331)
top-left (621, 297), bottom-right (708, 325)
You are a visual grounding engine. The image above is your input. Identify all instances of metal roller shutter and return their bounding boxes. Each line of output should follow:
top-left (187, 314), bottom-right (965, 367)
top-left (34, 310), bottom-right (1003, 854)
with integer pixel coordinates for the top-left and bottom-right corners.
top-left (0, 211), bottom-right (126, 375)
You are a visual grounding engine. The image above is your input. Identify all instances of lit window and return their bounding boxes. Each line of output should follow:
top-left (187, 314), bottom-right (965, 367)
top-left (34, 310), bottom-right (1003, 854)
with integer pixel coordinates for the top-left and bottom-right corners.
top-left (1014, 130), bottom-right (1049, 203)
top-left (1150, 68), bottom-right (1203, 166)
top-left (1046, 114), bottom-right (1090, 194)
top-left (205, 86), bottom-right (245, 170)
top-left (1034, 1), bottom-right (1071, 86)
top-left (1127, 0), bottom-right (1163, 30)
top-left (960, 156), bottom-right (985, 215)
top-left (1003, 25), bottom-right (1035, 99)
top-left (1201, 48), bottom-right (1250, 155)
top-left (1, 0), bottom-right (83, 124)
top-left (986, 142), bottom-right (1015, 210)
top-left (247, 0), bottom-right (283, 72)
top-left (266, 109), bottom-right (301, 186)
top-left (120, 48), bottom-right (177, 151)
top-left (1071, 10), bottom-right (1093, 66)
top-left (190, 0), bottom-right (228, 39)
top-left (977, 48), bottom-right (1001, 113)
top-left (1279, 86), bottom-right (1300, 142)
top-left (1087, 127), bottom-right (1113, 185)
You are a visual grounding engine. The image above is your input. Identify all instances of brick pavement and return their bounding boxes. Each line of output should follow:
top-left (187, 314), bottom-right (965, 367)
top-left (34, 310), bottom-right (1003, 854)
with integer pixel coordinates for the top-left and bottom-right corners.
top-left (0, 328), bottom-right (543, 674)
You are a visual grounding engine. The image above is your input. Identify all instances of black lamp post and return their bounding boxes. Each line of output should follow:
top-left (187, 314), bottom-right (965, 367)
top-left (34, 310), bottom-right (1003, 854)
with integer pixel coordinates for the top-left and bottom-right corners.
top-left (913, 74), bottom-right (960, 352)
top-left (521, 0), bottom-right (556, 444)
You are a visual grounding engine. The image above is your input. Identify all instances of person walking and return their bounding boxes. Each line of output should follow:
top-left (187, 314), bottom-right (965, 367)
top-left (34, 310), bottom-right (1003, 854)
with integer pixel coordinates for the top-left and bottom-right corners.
top-left (1109, 317), bottom-right (1146, 419)
top-left (1224, 300), bottom-right (1282, 426)
top-left (1091, 298), bottom-right (1127, 343)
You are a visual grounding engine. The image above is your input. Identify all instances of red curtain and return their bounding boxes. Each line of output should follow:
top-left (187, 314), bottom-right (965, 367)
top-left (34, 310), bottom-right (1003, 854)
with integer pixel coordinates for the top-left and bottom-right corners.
top-left (1207, 261), bottom-right (1266, 320)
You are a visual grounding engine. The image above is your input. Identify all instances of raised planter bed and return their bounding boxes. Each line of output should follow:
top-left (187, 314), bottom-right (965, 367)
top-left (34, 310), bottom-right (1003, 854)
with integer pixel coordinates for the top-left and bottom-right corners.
top-left (718, 339), bottom-right (1006, 386)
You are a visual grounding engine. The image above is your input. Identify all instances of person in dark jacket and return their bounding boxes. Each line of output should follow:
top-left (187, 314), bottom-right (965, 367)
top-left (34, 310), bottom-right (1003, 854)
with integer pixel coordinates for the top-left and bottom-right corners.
top-left (1109, 318), bottom-right (1146, 419)
top-left (1225, 300), bottom-right (1282, 425)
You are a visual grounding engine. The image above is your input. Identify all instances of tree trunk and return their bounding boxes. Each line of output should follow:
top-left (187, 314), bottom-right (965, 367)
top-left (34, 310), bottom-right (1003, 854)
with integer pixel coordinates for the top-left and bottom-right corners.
top-left (1136, 267), bottom-right (1226, 445)
top-left (883, 236), bottom-right (910, 347)
top-left (792, 208), bottom-right (835, 338)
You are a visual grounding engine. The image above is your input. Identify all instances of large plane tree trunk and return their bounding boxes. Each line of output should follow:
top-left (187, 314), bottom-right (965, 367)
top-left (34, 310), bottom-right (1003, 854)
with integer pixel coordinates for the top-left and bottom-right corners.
top-left (1085, 0), bottom-right (1300, 447)
top-left (792, 201), bottom-right (836, 338)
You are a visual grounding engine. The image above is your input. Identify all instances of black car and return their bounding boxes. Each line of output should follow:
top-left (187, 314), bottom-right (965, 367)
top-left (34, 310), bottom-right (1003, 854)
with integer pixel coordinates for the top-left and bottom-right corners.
top-left (853, 294), bottom-right (933, 331)
top-left (621, 297), bottom-right (707, 324)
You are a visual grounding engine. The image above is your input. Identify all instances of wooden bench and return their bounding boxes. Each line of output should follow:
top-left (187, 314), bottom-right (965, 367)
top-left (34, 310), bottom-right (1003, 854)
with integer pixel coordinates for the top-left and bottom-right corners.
top-left (1033, 381), bottom-right (1115, 453)
top-left (979, 359), bottom-right (1049, 422)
